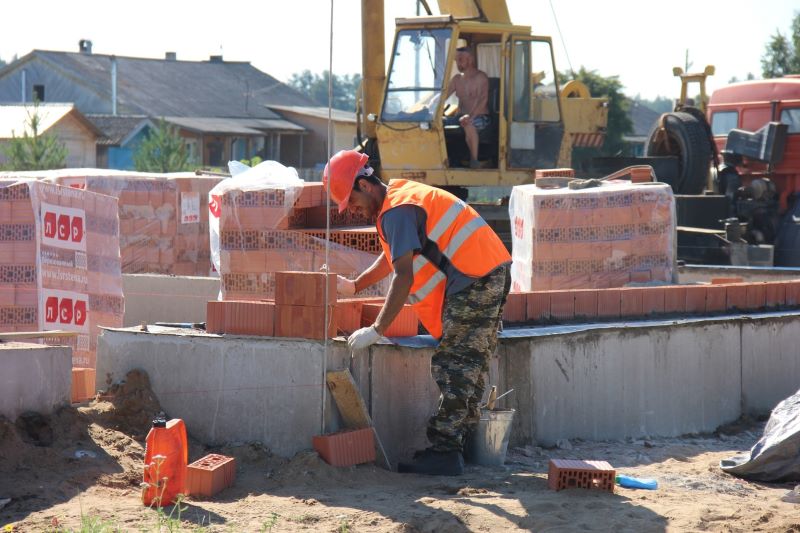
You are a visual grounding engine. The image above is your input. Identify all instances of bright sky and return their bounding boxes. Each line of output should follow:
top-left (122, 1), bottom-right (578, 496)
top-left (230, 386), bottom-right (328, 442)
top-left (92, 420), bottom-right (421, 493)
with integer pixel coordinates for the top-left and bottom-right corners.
top-left (2, 0), bottom-right (797, 101)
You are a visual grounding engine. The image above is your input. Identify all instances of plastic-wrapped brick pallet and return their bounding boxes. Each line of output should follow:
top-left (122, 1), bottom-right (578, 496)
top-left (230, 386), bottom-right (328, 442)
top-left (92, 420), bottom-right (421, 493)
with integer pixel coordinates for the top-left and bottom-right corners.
top-left (0, 179), bottom-right (124, 369)
top-left (209, 160), bottom-right (386, 301)
top-left (509, 181), bottom-right (677, 291)
top-left (0, 169), bottom-right (224, 276)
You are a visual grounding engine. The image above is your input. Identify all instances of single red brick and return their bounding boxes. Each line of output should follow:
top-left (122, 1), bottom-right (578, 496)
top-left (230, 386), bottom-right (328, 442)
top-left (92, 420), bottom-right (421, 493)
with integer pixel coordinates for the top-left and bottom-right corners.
top-left (620, 288), bottom-right (644, 317)
top-left (549, 290), bottom-right (575, 320)
top-left (745, 283), bottom-right (767, 310)
top-left (548, 459), bottom-right (615, 493)
top-left (313, 428), bottom-right (375, 467)
top-left (596, 289), bottom-right (621, 319)
top-left (274, 271), bottom-right (337, 307)
top-left (527, 292), bottom-right (551, 322)
top-left (725, 284), bottom-right (747, 311)
top-left (274, 304), bottom-right (336, 339)
top-left (663, 285), bottom-right (687, 313)
top-left (335, 301), bottom-right (363, 335)
top-left (186, 454), bottom-right (236, 498)
top-left (573, 290), bottom-right (598, 320)
top-left (705, 285), bottom-right (726, 312)
top-left (206, 301), bottom-right (225, 334)
top-left (224, 301), bottom-right (275, 336)
top-left (765, 282), bottom-right (786, 308)
top-left (641, 287), bottom-right (665, 315)
top-left (502, 292), bottom-right (527, 323)
top-left (362, 303), bottom-right (418, 337)
top-left (684, 285), bottom-right (706, 313)
top-left (71, 368), bottom-right (95, 403)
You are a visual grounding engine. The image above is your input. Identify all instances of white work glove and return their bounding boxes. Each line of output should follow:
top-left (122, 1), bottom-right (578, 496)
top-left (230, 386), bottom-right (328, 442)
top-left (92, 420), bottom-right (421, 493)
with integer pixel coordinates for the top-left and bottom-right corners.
top-left (348, 325), bottom-right (382, 350)
top-left (337, 275), bottom-right (356, 296)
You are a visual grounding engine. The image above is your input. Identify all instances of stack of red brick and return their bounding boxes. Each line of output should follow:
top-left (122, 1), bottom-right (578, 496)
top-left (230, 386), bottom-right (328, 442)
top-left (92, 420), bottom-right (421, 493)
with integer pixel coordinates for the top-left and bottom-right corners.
top-left (0, 169), bottom-right (224, 276)
top-left (0, 180), bottom-right (124, 401)
top-left (207, 271), bottom-right (418, 340)
top-left (501, 278), bottom-right (800, 324)
top-left (53, 172), bottom-right (221, 276)
top-left (510, 179), bottom-right (676, 291)
top-left (217, 182), bottom-right (383, 301)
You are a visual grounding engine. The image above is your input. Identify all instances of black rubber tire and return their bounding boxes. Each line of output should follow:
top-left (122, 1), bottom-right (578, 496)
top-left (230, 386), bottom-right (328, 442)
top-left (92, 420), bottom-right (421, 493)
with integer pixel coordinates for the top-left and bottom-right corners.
top-left (644, 111), bottom-right (712, 195)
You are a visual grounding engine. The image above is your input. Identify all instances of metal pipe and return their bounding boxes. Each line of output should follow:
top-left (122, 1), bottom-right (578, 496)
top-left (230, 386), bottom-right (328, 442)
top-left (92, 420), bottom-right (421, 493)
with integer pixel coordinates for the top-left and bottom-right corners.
top-left (111, 56), bottom-right (117, 116)
top-left (20, 69), bottom-right (26, 103)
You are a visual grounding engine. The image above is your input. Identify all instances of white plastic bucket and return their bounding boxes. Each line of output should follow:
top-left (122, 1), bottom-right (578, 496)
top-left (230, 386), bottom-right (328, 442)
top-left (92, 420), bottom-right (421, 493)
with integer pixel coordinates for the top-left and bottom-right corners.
top-left (466, 408), bottom-right (515, 466)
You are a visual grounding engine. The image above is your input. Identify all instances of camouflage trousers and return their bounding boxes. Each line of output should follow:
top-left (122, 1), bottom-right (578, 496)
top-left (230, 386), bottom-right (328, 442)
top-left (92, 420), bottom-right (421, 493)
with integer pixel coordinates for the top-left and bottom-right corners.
top-left (427, 264), bottom-right (511, 452)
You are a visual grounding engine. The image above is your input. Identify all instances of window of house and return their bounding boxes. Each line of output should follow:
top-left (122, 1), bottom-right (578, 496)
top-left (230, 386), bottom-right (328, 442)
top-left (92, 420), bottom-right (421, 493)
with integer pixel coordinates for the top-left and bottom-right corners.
top-left (710, 110), bottom-right (738, 136)
top-left (33, 85), bottom-right (45, 102)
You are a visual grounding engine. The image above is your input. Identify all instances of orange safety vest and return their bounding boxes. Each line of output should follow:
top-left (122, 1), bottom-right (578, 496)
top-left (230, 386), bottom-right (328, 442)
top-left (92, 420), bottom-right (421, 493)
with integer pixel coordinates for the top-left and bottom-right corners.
top-left (376, 179), bottom-right (510, 339)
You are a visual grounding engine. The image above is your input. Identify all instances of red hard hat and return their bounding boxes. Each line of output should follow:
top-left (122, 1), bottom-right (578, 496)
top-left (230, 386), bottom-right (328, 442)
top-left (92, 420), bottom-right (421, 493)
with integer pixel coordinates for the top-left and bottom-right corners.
top-left (323, 150), bottom-right (369, 213)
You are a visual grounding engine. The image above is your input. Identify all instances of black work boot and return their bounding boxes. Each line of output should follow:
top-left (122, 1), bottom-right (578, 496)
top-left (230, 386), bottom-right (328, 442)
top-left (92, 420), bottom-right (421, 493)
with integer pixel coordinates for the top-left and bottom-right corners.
top-left (397, 449), bottom-right (464, 476)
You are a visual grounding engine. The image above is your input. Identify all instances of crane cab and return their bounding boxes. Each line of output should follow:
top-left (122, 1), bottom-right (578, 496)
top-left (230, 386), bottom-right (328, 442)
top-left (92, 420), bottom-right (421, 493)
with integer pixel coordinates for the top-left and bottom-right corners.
top-left (370, 16), bottom-right (565, 188)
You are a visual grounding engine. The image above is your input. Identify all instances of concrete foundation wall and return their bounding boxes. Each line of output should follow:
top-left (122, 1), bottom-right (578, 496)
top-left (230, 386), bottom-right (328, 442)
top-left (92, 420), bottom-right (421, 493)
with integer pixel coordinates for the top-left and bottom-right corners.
top-left (0, 342), bottom-right (71, 420)
top-left (97, 329), bottom-right (351, 457)
top-left (96, 312), bottom-right (800, 464)
top-left (122, 274), bottom-right (220, 327)
top-left (679, 265), bottom-right (800, 283)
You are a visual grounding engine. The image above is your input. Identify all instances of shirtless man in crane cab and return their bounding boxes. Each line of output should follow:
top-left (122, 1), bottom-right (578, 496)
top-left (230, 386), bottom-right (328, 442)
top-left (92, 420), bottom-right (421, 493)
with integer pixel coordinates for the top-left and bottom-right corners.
top-left (445, 46), bottom-right (490, 169)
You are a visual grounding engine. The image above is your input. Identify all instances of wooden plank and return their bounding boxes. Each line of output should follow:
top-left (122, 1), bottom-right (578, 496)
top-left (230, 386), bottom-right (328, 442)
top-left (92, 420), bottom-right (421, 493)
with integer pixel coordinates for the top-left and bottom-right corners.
top-left (326, 369), bottom-right (371, 429)
top-left (0, 330), bottom-right (78, 342)
top-left (326, 368), bottom-right (392, 469)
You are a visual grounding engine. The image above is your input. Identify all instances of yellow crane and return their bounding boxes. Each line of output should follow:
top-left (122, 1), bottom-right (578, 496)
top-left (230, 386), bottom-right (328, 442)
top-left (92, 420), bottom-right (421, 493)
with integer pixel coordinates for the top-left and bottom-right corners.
top-left (356, 0), bottom-right (608, 193)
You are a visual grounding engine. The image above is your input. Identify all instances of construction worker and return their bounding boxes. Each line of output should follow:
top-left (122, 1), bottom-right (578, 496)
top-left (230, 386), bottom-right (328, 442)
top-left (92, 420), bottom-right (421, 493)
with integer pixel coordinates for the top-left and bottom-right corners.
top-left (323, 149), bottom-right (511, 476)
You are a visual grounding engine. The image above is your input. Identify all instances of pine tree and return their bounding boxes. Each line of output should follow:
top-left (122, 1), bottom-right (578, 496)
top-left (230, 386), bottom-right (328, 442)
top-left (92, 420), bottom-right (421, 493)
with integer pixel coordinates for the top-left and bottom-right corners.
top-left (133, 119), bottom-right (192, 172)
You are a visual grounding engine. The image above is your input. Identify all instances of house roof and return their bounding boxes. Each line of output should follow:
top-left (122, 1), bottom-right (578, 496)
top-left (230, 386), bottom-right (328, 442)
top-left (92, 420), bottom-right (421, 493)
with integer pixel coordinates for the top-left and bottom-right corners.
top-left (162, 116), bottom-right (306, 135)
top-left (0, 103), bottom-right (101, 139)
top-left (268, 105), bottom-right (357, 124)
top-left (85, 114), bottom-right (153, 146)
top-left (628, 102), bottom-right (662, 139)
top-left (18, 50), bottom-right (316, 119)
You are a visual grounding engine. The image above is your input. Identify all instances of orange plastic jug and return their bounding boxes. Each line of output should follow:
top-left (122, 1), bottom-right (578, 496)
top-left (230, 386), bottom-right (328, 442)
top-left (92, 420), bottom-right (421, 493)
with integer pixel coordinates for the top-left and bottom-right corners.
top-left (142, 416), bottom-right (188, 507)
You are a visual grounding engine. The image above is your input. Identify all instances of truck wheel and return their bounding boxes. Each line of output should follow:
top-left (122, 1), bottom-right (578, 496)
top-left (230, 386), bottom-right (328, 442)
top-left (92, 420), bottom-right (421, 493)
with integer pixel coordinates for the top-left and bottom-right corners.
top-left (644, 111), bottom-right (711, 194)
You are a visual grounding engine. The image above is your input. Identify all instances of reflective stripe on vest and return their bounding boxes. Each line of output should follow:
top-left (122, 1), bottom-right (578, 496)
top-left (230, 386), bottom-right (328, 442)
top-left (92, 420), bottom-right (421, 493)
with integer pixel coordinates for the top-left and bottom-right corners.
top-left (443, 217), bottom-right (488, 258)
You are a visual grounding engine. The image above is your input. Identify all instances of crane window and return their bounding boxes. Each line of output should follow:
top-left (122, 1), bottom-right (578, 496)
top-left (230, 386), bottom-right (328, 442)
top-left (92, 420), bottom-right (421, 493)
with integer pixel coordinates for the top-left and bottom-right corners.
top-left (780, 108), bottom-right (800, 133)
top-left (512, 40), bottom-right (559, 122)
top-left (711, 111), bottom-right (738, 136)
top-left (382, 28), bottom-right (451, 122)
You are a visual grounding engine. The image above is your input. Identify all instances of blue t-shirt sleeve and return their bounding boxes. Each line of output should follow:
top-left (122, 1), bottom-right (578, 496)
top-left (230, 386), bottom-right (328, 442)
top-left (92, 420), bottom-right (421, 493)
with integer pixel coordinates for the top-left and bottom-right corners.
top-left (380, 205), bottom-right (424, 263)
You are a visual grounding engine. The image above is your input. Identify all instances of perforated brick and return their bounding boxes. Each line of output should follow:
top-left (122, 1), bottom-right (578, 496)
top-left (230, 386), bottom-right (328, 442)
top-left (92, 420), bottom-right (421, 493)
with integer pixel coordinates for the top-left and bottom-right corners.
top-left (548, 459), bottom-right (615, 492)
top-left (186, 454), bottom-right (236, 498)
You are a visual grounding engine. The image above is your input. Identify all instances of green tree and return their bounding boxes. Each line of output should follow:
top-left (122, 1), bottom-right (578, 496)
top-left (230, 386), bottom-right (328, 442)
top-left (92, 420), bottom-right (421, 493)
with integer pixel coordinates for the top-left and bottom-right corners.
top-left (133, 119), bottom-right (193, 172)
top-left (560, 67), bottom-right (633, 158)
top-left (761, 11), bottom-right (800, 78)
top-left (288, 70), bottom-right (362, 111)
top-left (761, 31), bottom-right (793, 78)
top-left (2, 103), bottom-right (68, 170)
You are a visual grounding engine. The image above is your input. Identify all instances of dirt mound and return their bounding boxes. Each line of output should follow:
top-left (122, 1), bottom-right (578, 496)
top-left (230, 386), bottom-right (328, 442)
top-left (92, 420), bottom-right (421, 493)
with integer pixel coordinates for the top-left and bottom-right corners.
top-left (91, 368), bottom-right (164, 439)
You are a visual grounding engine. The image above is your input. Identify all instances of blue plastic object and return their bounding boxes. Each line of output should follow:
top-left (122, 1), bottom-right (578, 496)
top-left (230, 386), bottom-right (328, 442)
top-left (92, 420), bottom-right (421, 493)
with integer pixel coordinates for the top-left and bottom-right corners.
top-left (616, 474), bottom-right (658, 490)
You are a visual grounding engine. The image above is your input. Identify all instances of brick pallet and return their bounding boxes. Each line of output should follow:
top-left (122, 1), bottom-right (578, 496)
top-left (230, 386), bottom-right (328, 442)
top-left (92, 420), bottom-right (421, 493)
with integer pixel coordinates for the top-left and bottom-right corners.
top-left (0, 181), bottom-right (124, 383)
top-left (217, 182), bottom-right (384, 301)
top-left (510, 181), bottom-right (676, 291)
top-left (0, 169), bottom-right (223, 276)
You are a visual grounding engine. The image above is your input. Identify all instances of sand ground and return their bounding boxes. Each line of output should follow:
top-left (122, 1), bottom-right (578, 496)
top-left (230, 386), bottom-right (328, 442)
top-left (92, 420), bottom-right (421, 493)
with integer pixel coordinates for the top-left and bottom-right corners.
top-left (2, 371), bottom-right (800, 532)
